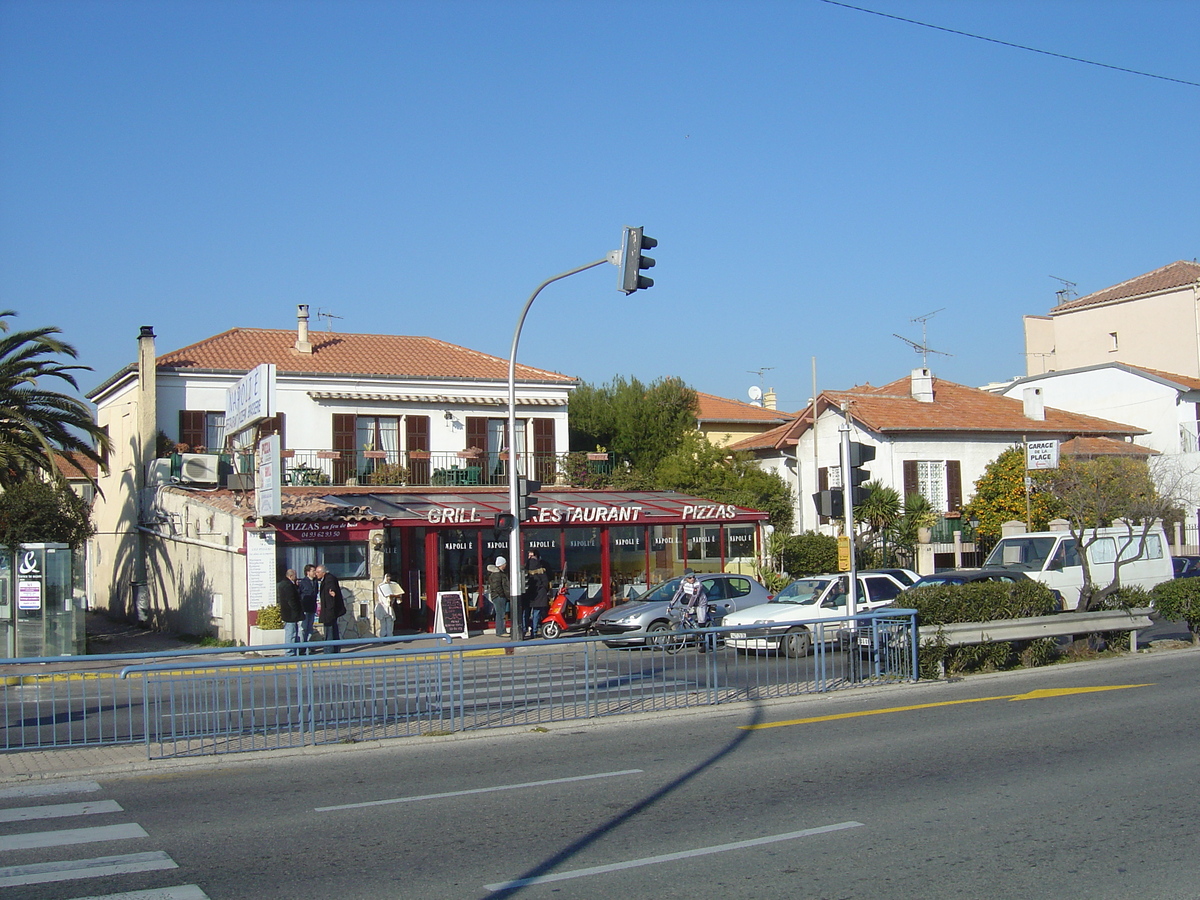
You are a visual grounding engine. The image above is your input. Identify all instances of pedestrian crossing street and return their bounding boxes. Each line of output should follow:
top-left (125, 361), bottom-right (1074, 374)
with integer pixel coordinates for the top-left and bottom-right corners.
top-left (0, 780), bottom-right (209, 899)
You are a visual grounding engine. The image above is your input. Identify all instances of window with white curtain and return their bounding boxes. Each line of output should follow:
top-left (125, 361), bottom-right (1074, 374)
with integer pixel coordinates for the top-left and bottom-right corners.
top-left (917, 460), bottom-right (947, 512)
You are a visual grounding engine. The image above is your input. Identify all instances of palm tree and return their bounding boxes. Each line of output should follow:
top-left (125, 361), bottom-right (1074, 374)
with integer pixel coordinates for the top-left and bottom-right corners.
top-left (0, 311), bottom-right (108, 488)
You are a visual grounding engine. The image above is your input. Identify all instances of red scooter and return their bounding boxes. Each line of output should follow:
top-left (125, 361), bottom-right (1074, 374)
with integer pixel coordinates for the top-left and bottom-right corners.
top-left (538, 579), bottom-right (613, 639)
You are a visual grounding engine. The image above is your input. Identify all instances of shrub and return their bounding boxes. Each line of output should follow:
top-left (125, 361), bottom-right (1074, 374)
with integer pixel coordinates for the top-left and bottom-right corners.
top-left (905, 580), bottom-right (1061, 675)
top-left (367, 462), bottom-right (409, 485)
top-left (1150, 578), bottom-right (1200, 643)
top-left (780, 532), bottom-right (839, 576)
top-left (255, 605), bottom-right (284, 629)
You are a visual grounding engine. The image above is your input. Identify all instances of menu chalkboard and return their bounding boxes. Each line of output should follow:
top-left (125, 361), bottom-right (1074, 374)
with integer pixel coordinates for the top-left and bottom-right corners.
top-left (434, 591), bottom-right (470, 640)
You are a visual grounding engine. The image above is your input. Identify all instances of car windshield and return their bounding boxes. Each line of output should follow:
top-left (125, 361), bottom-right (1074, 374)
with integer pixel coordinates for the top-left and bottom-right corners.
top-left (984, 537), bottom-right (1059, 572)
top-left (772, 579), bottom-right (830, 605)
top-left (912, 575), bottom-right (965, 587)
top-left (631, 577), bottom-right (685, 604)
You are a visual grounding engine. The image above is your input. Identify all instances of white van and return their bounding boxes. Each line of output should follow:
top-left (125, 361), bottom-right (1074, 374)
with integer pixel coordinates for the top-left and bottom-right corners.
top-left (982, 525), bottom-right (1173, 609)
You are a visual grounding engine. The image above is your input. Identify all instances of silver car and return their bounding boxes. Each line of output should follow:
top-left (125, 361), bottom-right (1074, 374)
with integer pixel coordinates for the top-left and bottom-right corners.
top-left (596, 573), bottom-right (772, 647)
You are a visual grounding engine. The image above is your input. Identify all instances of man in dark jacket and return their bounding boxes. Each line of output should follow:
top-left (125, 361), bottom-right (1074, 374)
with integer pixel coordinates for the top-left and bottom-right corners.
top-left (315, 564), bottom-right (347, 652)
top-left (298, 563), bottom-right (319, 654)
top-left (486, 557), bottom-right (510, 637)
top-left (523, 552), bottom-right (550, 639)
top-left (277, 569), bottom-right (304, 656)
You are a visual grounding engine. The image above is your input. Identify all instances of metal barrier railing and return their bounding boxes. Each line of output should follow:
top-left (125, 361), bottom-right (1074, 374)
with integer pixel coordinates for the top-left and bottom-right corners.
top-left (2, 611), bottom-right (917, 759)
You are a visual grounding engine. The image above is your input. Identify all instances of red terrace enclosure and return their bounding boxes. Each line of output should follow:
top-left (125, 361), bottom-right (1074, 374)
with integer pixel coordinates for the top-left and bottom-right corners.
top-left (269, 488), bottom-right (769, 632)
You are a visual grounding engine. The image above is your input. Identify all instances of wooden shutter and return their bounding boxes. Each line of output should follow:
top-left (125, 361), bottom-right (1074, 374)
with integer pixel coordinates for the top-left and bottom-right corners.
top-left (406, 415), bottom-right (430, 452)
top-left (332, 414), bottom-right (356, 484)
top-left (179, 410), bottom-right (206, 449)
top-left (465, 417), bottom-right (487, 453)
top-left (903, 460), bottom-right (919, 501)
top-left (406, 415), bottom-right (431, 484)
top-left (533, 418), bottom-right (555, 482)
top-left (945, 460), bottom-right (963, 512)
top-left (256, 413), bottom-right (285, 446)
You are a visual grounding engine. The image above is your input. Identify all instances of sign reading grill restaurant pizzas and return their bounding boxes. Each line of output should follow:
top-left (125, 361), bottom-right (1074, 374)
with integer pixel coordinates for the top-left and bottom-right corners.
top-left (1025, 440), bottom-right (1059, 471)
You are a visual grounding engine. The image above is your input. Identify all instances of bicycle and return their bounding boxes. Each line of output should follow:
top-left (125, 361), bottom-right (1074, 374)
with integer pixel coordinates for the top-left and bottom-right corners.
top-left (658, 602), bottom-right (723, 655)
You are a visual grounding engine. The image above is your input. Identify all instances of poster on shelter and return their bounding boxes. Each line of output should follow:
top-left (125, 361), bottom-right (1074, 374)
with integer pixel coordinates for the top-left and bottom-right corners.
top-left (245, 528), bottom-right (277, 611)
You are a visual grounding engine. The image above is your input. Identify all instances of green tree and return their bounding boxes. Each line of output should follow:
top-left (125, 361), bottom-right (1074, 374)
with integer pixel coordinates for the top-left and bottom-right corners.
top-left (653, 431), bottom-right (795, 531)
top-left (1042, 455), bottom-right (1178, 610)
top-left (778, 531), bottom-right (839, 577)
top-left (0, 480), bottom-right (95, 548)
top-left (569, 375), bottom-right (697, 472)
top-left (962, 446), bottom-right (1061, 542)
top-left (0, 311), bottom-right (108, 487)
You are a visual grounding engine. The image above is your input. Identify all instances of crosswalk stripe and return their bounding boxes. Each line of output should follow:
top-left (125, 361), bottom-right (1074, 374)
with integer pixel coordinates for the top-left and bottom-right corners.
top-left (67, 885), bottom-right (209, 900)
top-left (0, 780), bottom-right (102, 801)
top-left (0, 800), bottom-right (123, 823)
top-left (0, 850), bottom-right (177, 888)
top-left (0, 822), bottom-right (148, 852)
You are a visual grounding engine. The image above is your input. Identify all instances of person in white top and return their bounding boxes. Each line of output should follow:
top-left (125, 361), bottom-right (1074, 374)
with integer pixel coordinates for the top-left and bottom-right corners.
top-left (375, 574), bottom-right (404, 637)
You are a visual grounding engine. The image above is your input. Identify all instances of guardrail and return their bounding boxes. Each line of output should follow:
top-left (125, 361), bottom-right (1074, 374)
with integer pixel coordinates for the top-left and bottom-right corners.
top-left (918, 608), bottom-right (1154, 653)
top-left (2, 611), bottom-right (918, 758)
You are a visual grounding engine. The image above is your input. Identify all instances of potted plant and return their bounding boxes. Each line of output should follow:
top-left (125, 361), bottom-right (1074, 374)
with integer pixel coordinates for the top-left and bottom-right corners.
top-left (408, 449), bottom-right (431, 460)
top-left (457, 446), bottom-right (483, 459)
top-left (249, 604), bottom-right (285, 653)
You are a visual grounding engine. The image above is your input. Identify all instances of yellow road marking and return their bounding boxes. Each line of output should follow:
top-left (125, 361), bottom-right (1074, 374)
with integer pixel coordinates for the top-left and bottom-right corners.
top-left (740, 684), bottom-right (1153, 730)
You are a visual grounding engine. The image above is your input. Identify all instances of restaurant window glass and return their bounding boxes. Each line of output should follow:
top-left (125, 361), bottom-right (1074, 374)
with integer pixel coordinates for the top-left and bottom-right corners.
top-left (562, 527), bottom-right (600, 599)
top-left (726, 525), bottom-right (757, 567)
top-left (438, 528), bottom-right (480, 599)
top-left (609, 526), bottom-right (648, 603)
top-left (525, 527), bottom-right (563, 581)
top-left (283, 542), bottom-right (368, 580)
top-left (650, 525), bottom-right (685, 584)
top-left (686, 526), bottom-right (722, 572)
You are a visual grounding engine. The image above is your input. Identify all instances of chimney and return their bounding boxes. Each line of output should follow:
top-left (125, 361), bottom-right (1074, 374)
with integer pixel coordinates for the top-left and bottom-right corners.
top-left (763, 388), bottom-right (777, 410)
top-left (295, 304), bottom-right (313, 354)
top-left (910, 367), bottom-right (934, 403)
top-left (1023, 386), bottom-right (1045, 421)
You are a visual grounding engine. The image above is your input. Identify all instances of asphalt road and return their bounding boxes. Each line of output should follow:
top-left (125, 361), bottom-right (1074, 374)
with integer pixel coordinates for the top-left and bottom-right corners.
top-left (2, 648), bottom-right (1198, 900)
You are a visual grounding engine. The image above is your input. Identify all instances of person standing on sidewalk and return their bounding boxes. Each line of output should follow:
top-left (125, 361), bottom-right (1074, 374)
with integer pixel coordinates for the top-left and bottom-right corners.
top-left (298, 564), bottom-right (319, 654)
top-left (487, 557), bottom-right (510, 636)
top-left (523, 552), bottom-right (550, 639)
top-left (315, 565), bottom-right (347, 652)
top-left (277, 569), bottom-right (304, 656)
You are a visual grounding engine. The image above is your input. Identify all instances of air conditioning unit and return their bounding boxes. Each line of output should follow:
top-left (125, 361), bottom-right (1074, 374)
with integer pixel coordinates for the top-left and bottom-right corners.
top-left (179, 453), bottom-right (219, 484)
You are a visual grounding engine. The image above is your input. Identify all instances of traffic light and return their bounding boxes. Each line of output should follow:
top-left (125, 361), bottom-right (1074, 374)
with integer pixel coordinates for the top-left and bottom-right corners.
top-left (847, 441), bottom-right (876, 506)
top-left (517, 477), bottom-right (542, 521)
top-left (494, 513), bottom-right (516, 531)
top-left (813, 490), bottom-right (844, 519)
top-left (618, 226), bottom-right (657, 294)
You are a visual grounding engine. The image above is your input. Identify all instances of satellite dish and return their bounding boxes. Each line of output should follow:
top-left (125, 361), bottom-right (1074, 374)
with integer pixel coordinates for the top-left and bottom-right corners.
top-left (747, 385), bottom-right (763, 405)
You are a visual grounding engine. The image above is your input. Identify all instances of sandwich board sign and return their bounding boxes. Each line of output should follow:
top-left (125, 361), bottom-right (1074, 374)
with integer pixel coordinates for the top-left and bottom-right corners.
top-left (1025, 439), bottom-right (1059, 471)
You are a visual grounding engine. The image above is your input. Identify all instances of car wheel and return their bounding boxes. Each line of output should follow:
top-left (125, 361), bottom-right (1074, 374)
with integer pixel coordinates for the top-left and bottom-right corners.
top-left (539, 620), bottom-right (562, 639)
top-left (647, 620), bottom-right (672, 648)
top-left (782, 627), bottom-right (812, 658)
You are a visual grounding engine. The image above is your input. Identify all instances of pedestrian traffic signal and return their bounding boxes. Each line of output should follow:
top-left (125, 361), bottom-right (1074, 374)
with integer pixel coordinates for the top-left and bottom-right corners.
top-left (494, 513), bottom-right (516, 531)
top-left (813, 490), bottom-right (844, 519)
top-left (619, 226), bottom-right (657, 294)
top-left (847, 441), bottom-right (876, 506)
top-left (517, 477), bottom-right (542, 521)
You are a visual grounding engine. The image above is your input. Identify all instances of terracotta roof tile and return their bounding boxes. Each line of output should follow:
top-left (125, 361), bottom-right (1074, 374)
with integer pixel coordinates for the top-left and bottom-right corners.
top-left (1117, 363), bottom-right (1200, 392)
top-left (1060, 436), bottom-right (1158, 457)
top-left (154, 328), bottom-right (576, 383)
top-left (695, 392), bottom-right (794, 424)
top-left (1052, 260), bottom-right (1200, 313)
top-left (54, 451), bottom-right (99, 480)
top-left (727, 374), bottom-right (1144, 453)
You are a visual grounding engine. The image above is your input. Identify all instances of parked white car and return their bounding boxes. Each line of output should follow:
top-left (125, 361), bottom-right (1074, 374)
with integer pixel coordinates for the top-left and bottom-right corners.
top-left (723, 571), bottom-right (908, 657)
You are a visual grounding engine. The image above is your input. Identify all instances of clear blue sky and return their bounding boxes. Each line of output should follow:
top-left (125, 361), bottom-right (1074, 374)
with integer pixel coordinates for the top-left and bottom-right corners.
top-left (2, 0), bottom-right (1197, 412)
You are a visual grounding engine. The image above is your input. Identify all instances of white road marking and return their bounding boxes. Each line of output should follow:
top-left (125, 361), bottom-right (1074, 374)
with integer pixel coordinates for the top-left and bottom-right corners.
top-left (68, 885), bottom-right (209, 900)
top-left (0, 850), bottom-right (177, 888)
top-left (0, 822), bottom-right (148, 852)
top-left (484, 820), bottom-right (865, 891)
top-left (0, 799), bottom-right (123, 823)
top-left (316, 769), bottom-right (645, 812)
top-left (0, 780), bottom-right (102, 800)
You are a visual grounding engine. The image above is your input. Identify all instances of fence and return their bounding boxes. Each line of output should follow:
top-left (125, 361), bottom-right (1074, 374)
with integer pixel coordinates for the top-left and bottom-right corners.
top-left (1, 611), bottom-right (917, 759)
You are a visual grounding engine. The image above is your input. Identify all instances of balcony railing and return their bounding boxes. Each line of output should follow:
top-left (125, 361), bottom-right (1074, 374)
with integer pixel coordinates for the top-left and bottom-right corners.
top-left (241, 449), bottom-right (616, 488)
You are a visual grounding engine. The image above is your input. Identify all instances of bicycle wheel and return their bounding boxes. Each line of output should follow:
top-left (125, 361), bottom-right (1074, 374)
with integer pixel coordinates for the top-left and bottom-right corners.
top-left (662, 629), bottom-right (687, 655)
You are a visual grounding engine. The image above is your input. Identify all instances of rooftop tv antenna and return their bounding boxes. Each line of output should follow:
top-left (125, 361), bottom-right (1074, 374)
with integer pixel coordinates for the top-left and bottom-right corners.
top-left (747, 366), bottom-right (775, 387)
top-left (316, 308), bottom-right (343, 331)
top-left (893, 308), bottom-right (952, 367)
top-left (746, 367), bottom-right (774, 406)
top-left (1049, 275), bottom-right (1078, 304)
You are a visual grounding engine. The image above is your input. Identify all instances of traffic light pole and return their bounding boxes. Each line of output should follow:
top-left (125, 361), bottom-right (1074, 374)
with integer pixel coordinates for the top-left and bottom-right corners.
top-left (838, 414), bottom-right (859, 619)
top-left (506, 257), bottom-right (612, 640)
